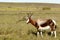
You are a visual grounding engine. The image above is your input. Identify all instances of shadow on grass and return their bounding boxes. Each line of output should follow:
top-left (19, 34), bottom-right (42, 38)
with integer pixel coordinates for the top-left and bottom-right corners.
top-left (47, 32), bottom-right (51, 36)
top-left (27, 30), bottom-right (51, 36)
top-left (31, 31), bottom-right (37, 36)
top-left (27, 30), bottom-right (37, 36)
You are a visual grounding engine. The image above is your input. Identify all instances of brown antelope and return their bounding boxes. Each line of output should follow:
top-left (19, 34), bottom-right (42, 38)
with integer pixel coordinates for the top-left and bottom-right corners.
top-left (26, 13), bottom-right (57, 38)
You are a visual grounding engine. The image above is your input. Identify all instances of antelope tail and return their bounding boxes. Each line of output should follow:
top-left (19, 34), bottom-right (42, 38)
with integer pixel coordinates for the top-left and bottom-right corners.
top-left (55, 25), bottom-right (57, 29)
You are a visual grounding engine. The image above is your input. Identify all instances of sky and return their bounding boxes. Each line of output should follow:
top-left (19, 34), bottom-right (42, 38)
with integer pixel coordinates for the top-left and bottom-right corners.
top-left (0, 0), bottom-right (60, 4)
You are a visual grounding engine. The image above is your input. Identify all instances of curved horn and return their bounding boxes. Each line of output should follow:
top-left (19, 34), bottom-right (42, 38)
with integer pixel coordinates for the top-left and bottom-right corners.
top-left (27, 12), bottom-right (33, 17)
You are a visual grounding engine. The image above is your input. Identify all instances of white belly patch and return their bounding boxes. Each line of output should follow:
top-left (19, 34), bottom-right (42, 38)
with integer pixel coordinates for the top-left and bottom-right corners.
top-left (38, 26), bottom-right (50, 30)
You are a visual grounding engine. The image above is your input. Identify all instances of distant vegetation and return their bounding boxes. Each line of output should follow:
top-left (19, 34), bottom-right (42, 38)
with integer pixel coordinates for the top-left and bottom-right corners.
top-left (42, 7), bottom-right (51, 10)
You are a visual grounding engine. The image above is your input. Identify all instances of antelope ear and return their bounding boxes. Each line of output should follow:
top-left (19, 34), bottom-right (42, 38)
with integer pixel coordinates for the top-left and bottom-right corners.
top-left (29, 13), bottom-right (33, 17)
top-left (30, 16), bottom-right (34, 19)
top-left (30, 15), bottom-right (33, 17)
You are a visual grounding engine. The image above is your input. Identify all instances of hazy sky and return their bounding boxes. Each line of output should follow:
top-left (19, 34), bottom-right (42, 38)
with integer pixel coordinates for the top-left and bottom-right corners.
top-left (0, 0), bottom-right (60, 4)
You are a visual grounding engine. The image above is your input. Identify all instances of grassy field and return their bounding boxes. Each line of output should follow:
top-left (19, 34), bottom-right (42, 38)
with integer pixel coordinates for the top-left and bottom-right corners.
top-left (0, 3), bottom-right (60, 40)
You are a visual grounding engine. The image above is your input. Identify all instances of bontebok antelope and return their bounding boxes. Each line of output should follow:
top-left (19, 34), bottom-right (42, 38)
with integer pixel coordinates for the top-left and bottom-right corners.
top-left (26, 13), bottom-right (57, 38)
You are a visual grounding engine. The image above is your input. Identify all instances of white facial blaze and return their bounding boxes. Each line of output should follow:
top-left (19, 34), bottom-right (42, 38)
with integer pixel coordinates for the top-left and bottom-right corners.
top-left (26, 19), bottom-right (29, 23)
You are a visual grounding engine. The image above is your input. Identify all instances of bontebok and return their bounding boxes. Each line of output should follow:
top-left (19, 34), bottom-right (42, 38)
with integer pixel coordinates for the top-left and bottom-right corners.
top-left (26, 13), bottom-right (57, 38)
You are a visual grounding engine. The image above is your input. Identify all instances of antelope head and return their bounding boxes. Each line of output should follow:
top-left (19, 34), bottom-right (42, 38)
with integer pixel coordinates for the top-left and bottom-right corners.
top-left (26, 13), bottom-right (33, 24)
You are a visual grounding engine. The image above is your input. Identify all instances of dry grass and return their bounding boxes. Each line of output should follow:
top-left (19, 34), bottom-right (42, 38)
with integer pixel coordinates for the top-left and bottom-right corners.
top-left (0, 3), bottom-right (60, 40)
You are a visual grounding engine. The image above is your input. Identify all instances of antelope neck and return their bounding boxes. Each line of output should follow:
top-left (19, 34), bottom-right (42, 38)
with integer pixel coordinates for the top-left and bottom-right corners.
top-left (29, 18), bottom-right (39, 28)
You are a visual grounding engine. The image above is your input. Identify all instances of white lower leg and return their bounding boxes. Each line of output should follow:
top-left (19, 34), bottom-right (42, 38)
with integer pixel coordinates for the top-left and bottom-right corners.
top-left (37, 32), bottom-right (39, 37)
top-left (54, 31), bottom-right (56, 38)
top-left (51, 31), bottom-right (53, 36)
top-left (40, 31), bottom-right (43, 38)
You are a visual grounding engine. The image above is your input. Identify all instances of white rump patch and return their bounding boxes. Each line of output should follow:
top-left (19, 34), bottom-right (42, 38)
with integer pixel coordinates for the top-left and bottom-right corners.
top-left (52, 19), bottom-right (56, 25)
top-left (38, 26), bottom-right (50, 30)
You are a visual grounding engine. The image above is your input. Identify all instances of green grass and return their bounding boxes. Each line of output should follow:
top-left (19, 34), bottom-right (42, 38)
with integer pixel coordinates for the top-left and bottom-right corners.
top-left (0, 3), bottom-right (60, 40)
top-left (0, 13), bottom-right (60, 40)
